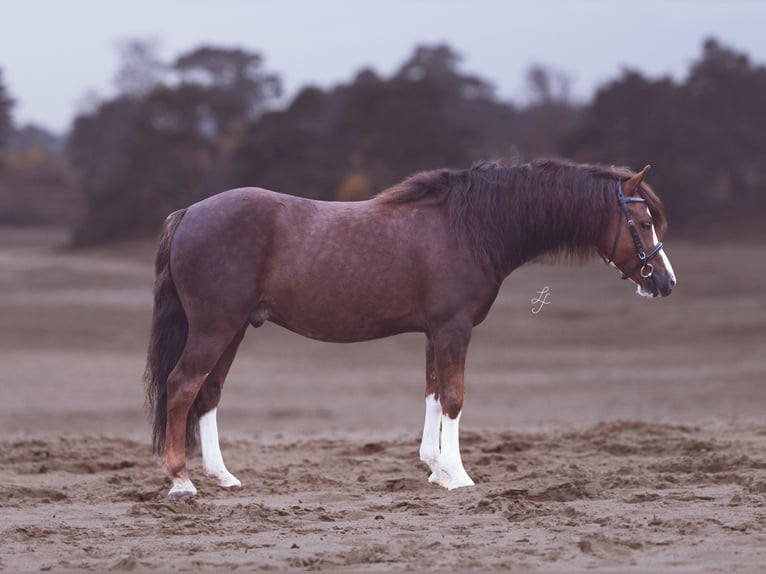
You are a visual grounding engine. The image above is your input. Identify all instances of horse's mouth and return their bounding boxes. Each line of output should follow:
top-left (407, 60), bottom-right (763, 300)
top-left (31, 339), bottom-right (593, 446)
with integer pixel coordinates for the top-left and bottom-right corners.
top-left (648, 276), bottom-right (660, 297)
top-left (635, 276), bottom-right (659, 298)
top-left (636, 273), bottom-right (675, 298)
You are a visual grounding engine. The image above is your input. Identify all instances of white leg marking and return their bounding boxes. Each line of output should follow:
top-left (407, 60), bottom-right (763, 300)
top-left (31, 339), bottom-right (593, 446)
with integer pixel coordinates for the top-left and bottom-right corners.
top-left (200, 408), bottom-right (241, 488)
top-left (168, 477), bottom-right (197, 500)
top-left (437, 411), bottom-right (475, 490)
top-left (419, 394), bottom-right (443, 482)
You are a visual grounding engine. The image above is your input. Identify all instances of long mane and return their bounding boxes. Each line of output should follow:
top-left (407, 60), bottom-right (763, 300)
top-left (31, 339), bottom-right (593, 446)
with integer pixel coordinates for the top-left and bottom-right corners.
top-left (376, 158), bottom-right (667, 275)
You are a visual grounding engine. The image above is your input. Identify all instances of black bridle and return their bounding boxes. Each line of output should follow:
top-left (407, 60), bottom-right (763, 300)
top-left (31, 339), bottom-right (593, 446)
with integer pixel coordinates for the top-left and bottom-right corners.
top-left (602, 181), bottom-right (663, 280)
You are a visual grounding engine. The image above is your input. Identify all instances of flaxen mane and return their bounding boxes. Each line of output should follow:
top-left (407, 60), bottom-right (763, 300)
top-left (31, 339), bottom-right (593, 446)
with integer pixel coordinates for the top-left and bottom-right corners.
top-left (377, 158), bottom-right (667, 275)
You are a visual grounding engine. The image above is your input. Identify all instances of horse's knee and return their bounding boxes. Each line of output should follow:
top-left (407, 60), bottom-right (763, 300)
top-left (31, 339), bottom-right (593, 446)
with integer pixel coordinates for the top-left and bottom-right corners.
top-left (440, 387), bottom-right (464, 420)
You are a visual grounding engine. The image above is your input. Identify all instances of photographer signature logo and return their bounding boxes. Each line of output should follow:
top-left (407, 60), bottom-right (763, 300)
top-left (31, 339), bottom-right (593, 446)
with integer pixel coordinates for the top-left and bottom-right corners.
top-left (530, 286), bottom-right (551, 314)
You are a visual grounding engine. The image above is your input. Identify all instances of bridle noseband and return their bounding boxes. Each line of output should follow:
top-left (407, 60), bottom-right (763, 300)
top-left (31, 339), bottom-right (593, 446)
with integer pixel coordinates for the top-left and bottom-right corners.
top-left (602, 181), bottom-right (663, 280)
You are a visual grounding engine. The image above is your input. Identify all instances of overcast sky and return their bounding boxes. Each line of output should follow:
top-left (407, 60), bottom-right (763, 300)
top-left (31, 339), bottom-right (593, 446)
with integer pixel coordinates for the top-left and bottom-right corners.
top-left (1, 0), bottom-right (765, 133)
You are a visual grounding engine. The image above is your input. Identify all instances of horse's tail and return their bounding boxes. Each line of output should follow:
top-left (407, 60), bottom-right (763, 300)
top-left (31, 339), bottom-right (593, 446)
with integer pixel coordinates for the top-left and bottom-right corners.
top-left (144, 208), bottom-right (194, 455)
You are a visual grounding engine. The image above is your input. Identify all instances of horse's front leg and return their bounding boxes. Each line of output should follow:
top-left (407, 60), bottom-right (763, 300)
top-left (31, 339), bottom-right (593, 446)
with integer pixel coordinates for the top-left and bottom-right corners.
top-left (419, 334), bottom-right (442, 481)
top-left (419, 321), bottom-right (475, 490)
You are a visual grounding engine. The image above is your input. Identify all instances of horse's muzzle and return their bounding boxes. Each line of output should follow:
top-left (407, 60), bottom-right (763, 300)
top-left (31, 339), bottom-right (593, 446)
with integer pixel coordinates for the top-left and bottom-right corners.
top-left (648, 270), bottom-right (675, 298)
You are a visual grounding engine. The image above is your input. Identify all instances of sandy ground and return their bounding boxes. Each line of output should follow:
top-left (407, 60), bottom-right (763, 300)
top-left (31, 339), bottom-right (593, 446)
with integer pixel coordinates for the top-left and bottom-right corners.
top-left (1, 226), bottom-right (765, 571)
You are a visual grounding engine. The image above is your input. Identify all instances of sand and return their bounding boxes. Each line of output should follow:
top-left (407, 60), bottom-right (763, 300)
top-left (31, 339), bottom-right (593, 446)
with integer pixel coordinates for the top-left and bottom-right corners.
top-left (1, 226), bottom-right (765, 571)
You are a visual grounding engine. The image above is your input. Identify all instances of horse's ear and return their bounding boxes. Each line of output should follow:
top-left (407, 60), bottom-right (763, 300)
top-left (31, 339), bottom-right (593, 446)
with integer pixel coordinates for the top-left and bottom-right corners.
top-left (623, 164), bottom-right (651, 195)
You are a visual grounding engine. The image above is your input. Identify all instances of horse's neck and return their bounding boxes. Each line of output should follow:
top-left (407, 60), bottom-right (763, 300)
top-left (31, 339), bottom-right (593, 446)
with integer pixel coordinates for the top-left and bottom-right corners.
top-left (500, 178), bottom-right (597, 275)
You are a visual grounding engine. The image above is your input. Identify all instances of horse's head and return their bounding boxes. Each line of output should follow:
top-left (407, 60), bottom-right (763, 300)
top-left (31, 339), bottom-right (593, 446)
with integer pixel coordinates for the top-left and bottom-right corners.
top-left (598, 165), bottom-right (676, 298)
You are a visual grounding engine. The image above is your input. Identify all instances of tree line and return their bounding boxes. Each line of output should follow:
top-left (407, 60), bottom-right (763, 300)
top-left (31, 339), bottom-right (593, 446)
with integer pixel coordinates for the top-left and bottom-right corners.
top-left (0, 38), bottom-right (764, 244)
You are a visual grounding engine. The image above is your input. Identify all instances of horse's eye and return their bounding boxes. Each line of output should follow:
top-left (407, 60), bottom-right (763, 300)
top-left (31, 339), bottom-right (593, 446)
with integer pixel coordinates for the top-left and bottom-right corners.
top-left (640, 222), bottom-right (653, 230)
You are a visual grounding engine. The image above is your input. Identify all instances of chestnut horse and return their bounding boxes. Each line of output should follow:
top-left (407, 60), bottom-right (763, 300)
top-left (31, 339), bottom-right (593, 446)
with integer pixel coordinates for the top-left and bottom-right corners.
top-left (145, 158), bottom-right (676, 500)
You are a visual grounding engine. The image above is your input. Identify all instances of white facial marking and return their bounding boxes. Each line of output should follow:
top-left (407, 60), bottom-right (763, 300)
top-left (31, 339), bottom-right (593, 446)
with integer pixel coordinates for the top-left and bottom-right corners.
top-left (646, 207), bottom-right (676, 285)
top-left (199, 408), bottom-right (241, 488)
top-left (630, 207), bottom-right (677, 297)
top-left (651, 224), bottom-right (676, 286)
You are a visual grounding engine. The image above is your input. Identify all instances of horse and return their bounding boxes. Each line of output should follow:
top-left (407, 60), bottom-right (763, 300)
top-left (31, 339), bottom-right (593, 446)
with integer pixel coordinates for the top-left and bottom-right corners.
top-left (144, 158), bottom-right (676, 500)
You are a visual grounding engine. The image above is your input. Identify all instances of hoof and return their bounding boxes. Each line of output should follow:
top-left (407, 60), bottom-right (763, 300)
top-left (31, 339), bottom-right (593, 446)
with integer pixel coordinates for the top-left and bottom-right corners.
top-left (427, 467), bottom-right (475, 490)
top-left (447, 475), bottom-right (475, 490)
top-left (204, 468), bottom-right (242, 489)
top-left (217, 474), bottom-right (242, 489)
top-left (168, 488), bottom-right (195, 501)
top-left (428, 471), bottom-right (451, 489)
top-left (168, 479), bottom-right (197, 501)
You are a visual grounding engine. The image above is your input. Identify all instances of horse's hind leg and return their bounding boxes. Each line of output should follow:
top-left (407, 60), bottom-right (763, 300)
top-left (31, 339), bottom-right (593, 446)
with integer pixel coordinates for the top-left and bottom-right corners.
top-left (195, 325), bottom-right (247, 488)
top-left (164, 327), bottom-right (238, 500)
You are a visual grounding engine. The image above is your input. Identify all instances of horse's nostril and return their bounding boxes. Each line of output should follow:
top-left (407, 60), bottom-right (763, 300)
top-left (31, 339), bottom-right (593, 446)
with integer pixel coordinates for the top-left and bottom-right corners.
top-left (670, 275), bottom-right (677, 287)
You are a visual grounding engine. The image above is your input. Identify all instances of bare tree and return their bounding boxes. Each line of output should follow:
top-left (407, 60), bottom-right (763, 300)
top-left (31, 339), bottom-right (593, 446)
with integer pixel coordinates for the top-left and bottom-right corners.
top-left (525, 64), bottom-right (572, 106)
top-left (113, 38), bottom-right (166, 98)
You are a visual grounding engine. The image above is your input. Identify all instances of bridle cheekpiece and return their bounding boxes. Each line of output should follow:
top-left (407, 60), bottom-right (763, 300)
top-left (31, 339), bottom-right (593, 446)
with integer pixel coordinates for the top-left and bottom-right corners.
top-left (602, 180), bottom-right (663, 280)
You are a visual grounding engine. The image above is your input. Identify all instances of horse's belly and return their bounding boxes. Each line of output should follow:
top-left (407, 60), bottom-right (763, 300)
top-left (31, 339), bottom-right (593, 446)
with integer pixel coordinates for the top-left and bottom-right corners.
top-left (256, 288), bottom-right (424, 343)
